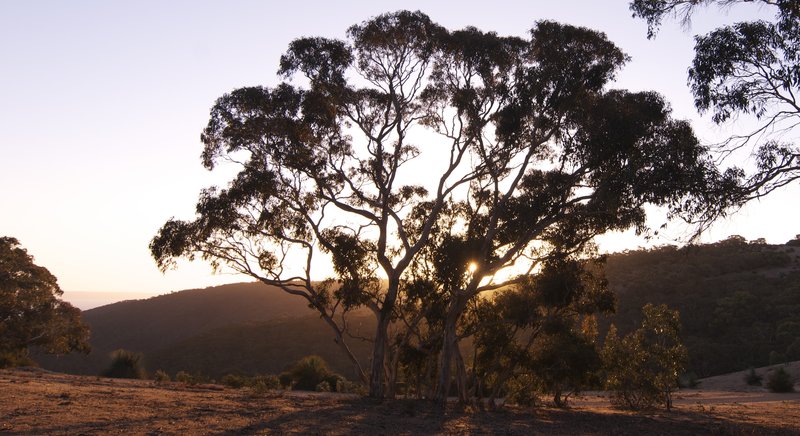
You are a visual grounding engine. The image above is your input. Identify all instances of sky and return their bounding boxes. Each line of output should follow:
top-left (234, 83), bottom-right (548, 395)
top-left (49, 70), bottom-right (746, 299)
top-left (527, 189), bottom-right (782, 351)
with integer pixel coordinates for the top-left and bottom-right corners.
top-left (1, 1), bottom-right (798, 308)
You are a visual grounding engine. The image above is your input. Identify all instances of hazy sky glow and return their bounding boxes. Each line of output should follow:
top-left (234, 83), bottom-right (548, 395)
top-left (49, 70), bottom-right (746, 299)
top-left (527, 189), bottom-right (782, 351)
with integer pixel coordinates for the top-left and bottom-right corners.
top-left (2, 1), bottom-right (798, 304)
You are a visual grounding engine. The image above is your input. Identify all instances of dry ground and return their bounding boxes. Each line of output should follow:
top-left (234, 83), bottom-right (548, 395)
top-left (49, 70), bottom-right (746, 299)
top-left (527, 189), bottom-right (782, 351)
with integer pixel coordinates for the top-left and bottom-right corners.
top-left (2, 368), bottom-right (800, 435)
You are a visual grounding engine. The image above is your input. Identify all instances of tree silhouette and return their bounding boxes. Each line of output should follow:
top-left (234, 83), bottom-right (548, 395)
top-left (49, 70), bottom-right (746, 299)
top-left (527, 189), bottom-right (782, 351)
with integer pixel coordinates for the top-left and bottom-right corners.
top-left (152, 10), bottom-right (735, 399)
top-left (630, 0), bottom-right (800, 199)
top-left (0, 236), bottom-right (90, 367)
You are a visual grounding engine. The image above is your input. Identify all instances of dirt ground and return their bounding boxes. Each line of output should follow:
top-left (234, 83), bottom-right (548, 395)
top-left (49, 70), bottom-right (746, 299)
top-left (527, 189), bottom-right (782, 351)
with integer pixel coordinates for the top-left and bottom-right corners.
top-left (2, 368), bottom-right (799, 435)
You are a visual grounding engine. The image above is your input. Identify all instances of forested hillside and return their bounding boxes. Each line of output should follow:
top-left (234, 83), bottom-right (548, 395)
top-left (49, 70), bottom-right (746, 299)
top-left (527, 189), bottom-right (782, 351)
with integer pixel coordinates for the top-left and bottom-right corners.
top-left (36, 237), bottom-right (800, 380)
top-left (34, 282), bottom-right (327, 376)
top-left (149, 313), bottom-right (373, 379)
top-left (604, 236), bottom-right (800, 377)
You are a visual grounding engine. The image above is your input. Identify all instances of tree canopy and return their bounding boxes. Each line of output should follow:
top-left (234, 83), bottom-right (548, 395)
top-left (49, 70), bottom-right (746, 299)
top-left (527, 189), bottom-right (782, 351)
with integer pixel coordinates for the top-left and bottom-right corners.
top-left (0, 236), bottom-right (90, 367)
top-left (630, 0), bottom-right (800, 198)
top-left (152, 10), bottom-right (736, 400)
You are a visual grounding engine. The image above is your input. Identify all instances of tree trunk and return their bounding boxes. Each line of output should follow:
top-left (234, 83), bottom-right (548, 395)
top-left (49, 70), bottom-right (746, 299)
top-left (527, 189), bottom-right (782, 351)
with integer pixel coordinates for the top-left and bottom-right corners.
top-left (385, 346), bottom-right (397, 399)
top-left (434, 295), bottom-right (468, 404)
top-left (368, 312), bottom-right (390, 398)
top-left (368, 276), bottom-right (401, 399)
top-left (454, 341), bottom-right (468, 403)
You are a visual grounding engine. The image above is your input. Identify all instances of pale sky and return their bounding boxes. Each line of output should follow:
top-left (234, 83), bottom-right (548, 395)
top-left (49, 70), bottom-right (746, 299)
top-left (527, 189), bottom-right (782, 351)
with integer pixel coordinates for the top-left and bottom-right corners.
top-left (1, 1), bottom-right (798, 307)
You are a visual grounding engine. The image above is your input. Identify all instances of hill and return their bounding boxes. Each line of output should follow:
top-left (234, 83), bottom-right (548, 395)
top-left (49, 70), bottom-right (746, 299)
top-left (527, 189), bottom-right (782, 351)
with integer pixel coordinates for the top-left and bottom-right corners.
top-left (604, 237), bottom-right (800, 377)
top-left (36, 237), bottom-right (800, 380)
top-left (35, 282), bottom-right (369, 377)
top-left (148, 313), bottom-right (374, 379)
top-left (85, 281), bottom-right (314, 351)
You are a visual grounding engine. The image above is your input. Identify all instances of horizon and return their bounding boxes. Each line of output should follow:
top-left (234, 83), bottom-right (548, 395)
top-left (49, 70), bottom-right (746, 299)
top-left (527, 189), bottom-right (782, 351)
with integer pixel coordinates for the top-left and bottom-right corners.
top-left (61, 236), bottom-right (800, 310)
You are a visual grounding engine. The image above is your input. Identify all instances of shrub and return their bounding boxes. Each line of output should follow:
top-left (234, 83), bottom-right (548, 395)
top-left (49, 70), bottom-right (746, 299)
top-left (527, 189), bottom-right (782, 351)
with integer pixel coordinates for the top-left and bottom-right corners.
top-left (767, 367), bottom-right (795, 393)
top-left (316, 380), bottom-right (331, 392)
top-left (744, 367), bottom-right (762, 386)
top-left (324, 374), bottom-right (344, 391)
top-left (102, 349), bottom-right (146, 379)
top-left (153, 369), bottom-right (171, 384)
top-left (221, 373), bottom-right (248, 389)
top-left (505, 373), bottom-right (541, 407)
top-left (175, 371), bottom-right (194, 384)
top-left (0, 350), bottom-right (36, 369)
top-left (335, 379), bottom-right (365, 394)
top-left (290, 355), bottom-right (332, 391)
top-left (250, 374), bottom-right (281, 393)
top-left (191, 372), bottom-right (212, 385)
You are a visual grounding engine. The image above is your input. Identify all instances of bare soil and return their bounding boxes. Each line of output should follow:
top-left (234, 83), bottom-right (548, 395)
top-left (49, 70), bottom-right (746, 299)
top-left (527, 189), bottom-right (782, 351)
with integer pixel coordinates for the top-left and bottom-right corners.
top-left (2, 368), bottom-right (800, 435)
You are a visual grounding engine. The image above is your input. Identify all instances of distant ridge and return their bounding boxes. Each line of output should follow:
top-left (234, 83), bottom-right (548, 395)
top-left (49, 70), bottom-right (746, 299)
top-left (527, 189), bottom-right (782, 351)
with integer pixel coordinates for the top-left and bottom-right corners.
top-left (36, 239), bottom-right (800, 381)
top-left (62, 291), bottom-right (160, 310)
top-left (36, 281), bottom-right (358, 377)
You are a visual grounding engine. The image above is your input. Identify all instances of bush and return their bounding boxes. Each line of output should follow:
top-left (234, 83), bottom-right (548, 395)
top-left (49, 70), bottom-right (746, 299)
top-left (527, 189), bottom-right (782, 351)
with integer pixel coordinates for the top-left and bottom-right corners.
top-left (191, 372), bottom-right (212, 385)
top-left (767, 367), bottom-right (795, 393)
top-left (251, 374), bottom-right (281, 392)
top-left (175, 371), bottom-right (194, 384)
top-left (505, 373), bottom-right (541, 407)
top-left (0, 350), bottom-right (36, 369)
top-left (102, 349), bottom-right (145, 379)
top-left (325, 374), bottom-right (344, 390)
top-left (335, 379), bottom-right (365, 394)
top-left (290, 355), bottom-right (332, 391)
top-left (153, 369), bottom-right (171, 384)
top-left (221, 373), bottom-right (248, 389)
top-left (744, 367), bottom-right (762, 386)
top-left (315, 380), bottom-right (331, 392)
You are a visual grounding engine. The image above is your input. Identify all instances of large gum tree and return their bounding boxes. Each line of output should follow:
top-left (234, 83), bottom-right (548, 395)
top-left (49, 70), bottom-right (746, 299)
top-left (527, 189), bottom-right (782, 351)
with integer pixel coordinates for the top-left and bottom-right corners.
top-left (151, 11), bottom-right (737, 400)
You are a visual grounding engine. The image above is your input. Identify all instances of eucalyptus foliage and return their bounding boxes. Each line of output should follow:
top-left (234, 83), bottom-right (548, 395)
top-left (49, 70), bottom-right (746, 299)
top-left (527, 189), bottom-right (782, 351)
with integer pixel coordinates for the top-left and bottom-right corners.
top-left (0, 237), bottom-right (90, 367)
top-left (631, 0), bottom-right (800, 198)
top-left (603, 304), bottom-right (688, 411)
top-left (152, 11), bottom-right (734, 400)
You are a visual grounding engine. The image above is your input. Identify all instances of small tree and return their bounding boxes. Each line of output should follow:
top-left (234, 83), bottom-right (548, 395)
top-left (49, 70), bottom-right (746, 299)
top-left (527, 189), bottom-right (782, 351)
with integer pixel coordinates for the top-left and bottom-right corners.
top-left (767, 367), bottom-right (795, 393)
top-left (0, 237), bottom-right (90, 367)
top-left (603, 304), bottom-right (688, 411)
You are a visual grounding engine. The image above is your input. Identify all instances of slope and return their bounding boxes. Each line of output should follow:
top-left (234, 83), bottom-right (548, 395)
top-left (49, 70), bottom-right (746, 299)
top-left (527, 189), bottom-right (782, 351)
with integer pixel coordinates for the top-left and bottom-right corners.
top-left (35, 281), bottom-right (325, 375)
top-left (604, 237), bottom-right (800, 377)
